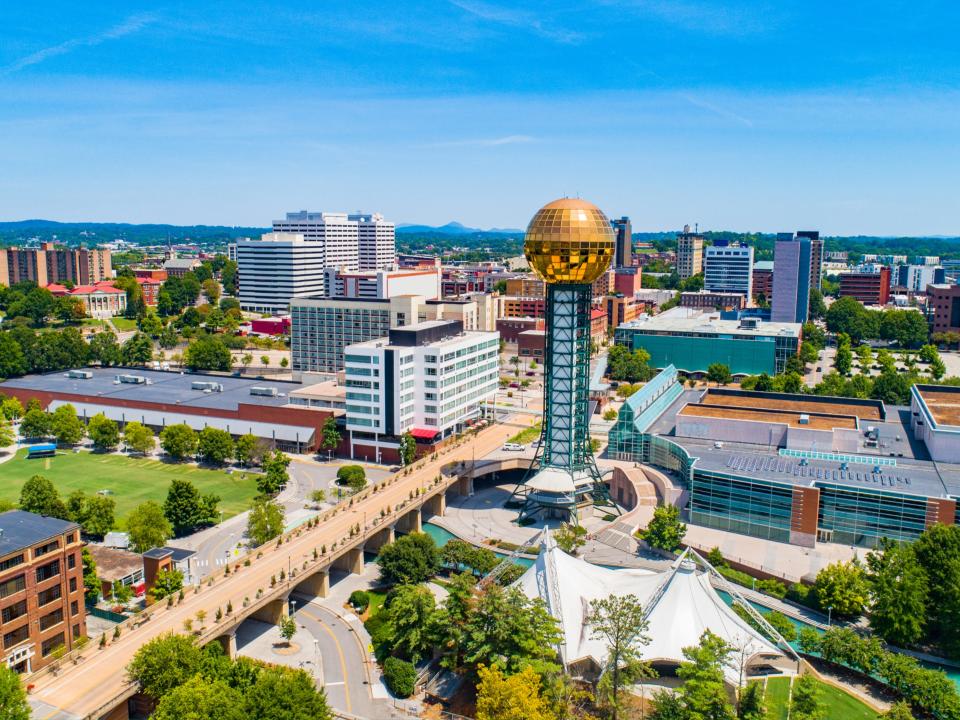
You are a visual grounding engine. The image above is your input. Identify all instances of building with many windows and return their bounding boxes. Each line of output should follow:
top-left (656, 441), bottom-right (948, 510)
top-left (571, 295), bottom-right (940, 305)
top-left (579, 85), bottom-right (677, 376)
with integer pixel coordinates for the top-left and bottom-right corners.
top-left (236, 233), bottom-right (326, 313)
top-left (291, 294), bottom-right (497, 373)
top-left (272, 210), bottom-right (395, 271)
top-left (676, 226), bottom-right (703, 280)
top-left (322, 266), bottom-right (440, 300)
top-left (611, 216), bottom-right (632, 268)
top-left (928, 284), bottom-right (960, 335)
top-left (610, 370), bottom-right (960, 550)
top-left (840, 266), bottom-right (891, 306)
top-left (0, 243), bottom-right (112, 288)
top-left (771, 233), bottom-right (813, 324)
top-left (704, 242), bottom-right (753, 298)
top-left (342, 321), bottom-right (499, 462)
top-left (0, 511), bottom-right (87, 674)
top-left (614, 307), bottom-right (800, 376)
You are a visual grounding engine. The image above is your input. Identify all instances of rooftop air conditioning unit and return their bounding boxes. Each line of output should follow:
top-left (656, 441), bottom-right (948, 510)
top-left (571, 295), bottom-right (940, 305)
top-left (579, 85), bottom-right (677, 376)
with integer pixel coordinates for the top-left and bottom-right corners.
top-left (116, 374), bottom-right (146, 384)
top-left (250, 386), bottom-right (278, 397)
top-left (798, 414), bottom-right (810, 425)
top-left (66, 370), bottom-right (93, 379)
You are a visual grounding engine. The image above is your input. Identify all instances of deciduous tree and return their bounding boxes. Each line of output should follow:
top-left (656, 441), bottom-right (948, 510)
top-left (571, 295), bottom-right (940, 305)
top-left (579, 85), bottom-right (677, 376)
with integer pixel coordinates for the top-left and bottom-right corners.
top-left (123, 421), bottom-right (155, 455)
top-left (377, 532), bottom-right (440, 586)
top-left (197, 427), bottom-right (234, 466)
top-left (50, 403), bottom-right (84, 445)
top-left (127, 500), bottom-right (173, 552)
top-left (0, 663), bottom-right (31, 720)
top-left (87, 413), bottom-right (120, 450)
top-left (813, 561), bottom-right (869, 619)
top-left (642, 505), bottom-right (686, 552)
top-left (476, 664), bottom-right (554, 720)
top-left (19, 474), bottom-right (69, 519)
top-left (588, 594), bottom-right (653, 720)
top-left (247, 499), bottom-right (284, 546)
top-left (160, 423), bottom-right (198, 461)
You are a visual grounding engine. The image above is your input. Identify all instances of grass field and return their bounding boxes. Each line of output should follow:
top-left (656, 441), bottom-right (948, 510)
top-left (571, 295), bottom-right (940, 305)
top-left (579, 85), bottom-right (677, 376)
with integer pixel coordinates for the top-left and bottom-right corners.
top-left (508, 420), bottom-right (542, 446)
top-left (109, 317), bottom-right (139, 331)
top-left (0, 449), bottom-right (259, 529)
top-left (762, 675), bottom-right (877, 720)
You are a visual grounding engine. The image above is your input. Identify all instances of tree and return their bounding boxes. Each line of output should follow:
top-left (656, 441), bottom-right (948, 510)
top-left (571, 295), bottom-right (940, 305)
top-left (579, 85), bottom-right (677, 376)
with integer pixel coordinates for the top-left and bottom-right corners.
top-left (158, 323), bottom-right (179, 349)
top-left (336, 464), bottom-right (366, 492)
top-left (82, 547), bottom-right (100, 601)
top-left (152, 676), bottom-right (245, 720)
top-left (706, 363), bottom-right (732, 386)
top-left (2, 396), bottom-right (24, 421)
top-left (808, 288), bottom-right (826, 319)
top-left (377, 532), bottom-right (440, 585)
top-left (164, 478), bottom-right (219, 536)
top-left (381, 584), bottom-right (436, 662)
top-left (476, 664), bottom-right (554, 720)
top-left (89, 331), bottom-right (122, 366)
top-left (675, 631), bottom-right (735, 720)
top-left (150, 569), bottom-right (183, 600)
top-left (19, 408), bottom-right (50, 439)
top-left (258, 450), bottom-right (290, 495)
top-left (737, 681), bottom-right (766, 720)
top-left (112, 580), bottom-right (133, 604)
top-left (202, 279), bottom-right (221, 305)
top-left (642, 504), bottom-right (686, 552)
top-left (866, 540), bottom-right (929, 646)
top-left (123, 421), bottom-right (155, 455)
top-left (813, 561), bottom-right (869, 619)
top-left (198, 427), bottom-right (234, 466)
top-left (50, 403), bottom-right (85, 445)
top-left (834, 342), bottom-right (853, 375)
top-left (608, 344), bottom-right (655, 383)
top-left (825, 296), bottom-right (875, 343)
top-left (0, 663), bottom-right (31, 720)
top-left (0, 333), bottom-right (28, 378)
top-left (247, 499), bottom-right (284, 546)
top-left (160, 423), bottom-right (198, 460)
top-left (789, 674), bottom-right (824, 720)
top-left (221, 260), bottom-right (239, 295)
top-left (87, 413), bottom-right (120, 450)
top-left (127, 500), bottom-right (173, 552)
top-left (912, 523), bottom-right (960, 655)
top-left (260, 355), bottom-right (270, 368)
top-left (72, 493), bottom-right (116, 538)
top-left (649, 690), bottom-right (687, 720)
top-left (382, 657), bottom-right (417, 699)
top-left (243, 666), bottom-right (332, 720)
top-left (588, 594), bottom-right (653, 720)
top-left (278, 615), bottom-right (297, 646)
top-left (138, 310), bottom-right (163, 336)
top-left (127, 633), bottom-right (204, 700)
top-left (554, 523), bottom-right (587, 555)
top-left (0, 416), bottom-right (14, 450)
top-left (121, 332), bottom-right (154, 365)
top-left (184, 335), bottom-right (232, 371)
top-left (320, 417), bottom-right (341, 457)
top-left (398, 430), bottom-right (416, 466)
top-left (234, 433), bottom-right (258, 466)
top-left (19, 474), bottom-right (69, 519)
top-left (882, 701), bottom-right (916, 720)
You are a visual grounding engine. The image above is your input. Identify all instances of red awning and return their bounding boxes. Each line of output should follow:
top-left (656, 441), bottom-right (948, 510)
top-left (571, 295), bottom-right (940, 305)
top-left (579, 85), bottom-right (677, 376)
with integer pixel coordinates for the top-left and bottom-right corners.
top-left (409, 427), bottom-right (440, 440)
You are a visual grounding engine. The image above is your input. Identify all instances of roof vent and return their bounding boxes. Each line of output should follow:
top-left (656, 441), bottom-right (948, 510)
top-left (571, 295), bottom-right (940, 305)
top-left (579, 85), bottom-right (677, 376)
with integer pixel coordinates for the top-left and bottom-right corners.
top-left (798, 414), bottom-right (810, 425)
top-left (250, 386), bottom-right (278, 397)
top-left (115, 374), bottom-right (146, 384)
top-left (66, 370), bottom-right (92, 379)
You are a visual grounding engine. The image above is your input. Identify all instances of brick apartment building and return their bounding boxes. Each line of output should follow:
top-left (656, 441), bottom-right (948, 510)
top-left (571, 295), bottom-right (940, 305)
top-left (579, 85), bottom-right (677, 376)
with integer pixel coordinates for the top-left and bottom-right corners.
top-left (928, 284), bottom-right (960, 335)
top-left (496, 317), bottom-right (545, 342)
top-left (840, 267), bottom-right (891, 306)
top-left (0, 244), bottom-right (112, 287)
top-left (0, 511), bottom-right (86, 674)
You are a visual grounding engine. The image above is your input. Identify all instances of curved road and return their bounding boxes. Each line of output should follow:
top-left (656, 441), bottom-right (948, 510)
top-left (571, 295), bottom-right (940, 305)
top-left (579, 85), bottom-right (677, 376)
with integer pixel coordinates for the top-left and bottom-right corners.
top-left (27, 419), bottom-right (521, 719)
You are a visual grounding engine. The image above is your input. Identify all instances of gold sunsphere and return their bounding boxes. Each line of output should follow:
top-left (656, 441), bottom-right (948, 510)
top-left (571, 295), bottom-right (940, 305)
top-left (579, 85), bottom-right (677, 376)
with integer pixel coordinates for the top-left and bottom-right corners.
top-left (523, 197), bottom-right (615, 285)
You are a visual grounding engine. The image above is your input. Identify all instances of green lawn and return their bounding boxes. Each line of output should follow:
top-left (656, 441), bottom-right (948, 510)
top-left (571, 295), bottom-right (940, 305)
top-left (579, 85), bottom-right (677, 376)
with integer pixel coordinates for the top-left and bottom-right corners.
top-left (0, 449), bottom-right (258, 530)
top-left (109, 316), bottom-right (139, 331)
top-left (763, 676), bottom-right (878, 720)
top-left (508, 421), bottom-right (542, 446)
top-left (366, 589), bottom-right (389, 618)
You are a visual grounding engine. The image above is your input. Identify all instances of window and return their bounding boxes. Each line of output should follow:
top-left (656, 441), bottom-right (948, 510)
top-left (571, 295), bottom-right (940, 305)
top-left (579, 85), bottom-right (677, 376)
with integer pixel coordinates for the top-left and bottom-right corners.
top-left (2, 600), bottom-right (27, 624)
top-left (34, 540), bottom-right (59, 558)
top-left (41, 633), bottom-right (65, 657)
top-left (3, 625), bottom-right (29, 649)
top-left (70, 601), bottom-right (79, 616)
top-left (73, 623), bottom-right (81, 639)
top-left (39, 608), bottom-right (64, 631)
top-left (69, 577), bottom-right (77, 593)
top-left (66, 533), bottom-right (76, 544)
top-left (67, 553), bottom-right (77, 570)
top-left (38, 585), bottom-right (62, 607)
top-left (0, 574), bottom-right (26, 598)
top-left (36, 560), bottom-right (60, 583)
top-left (0, 554), bottom-right (24, 572)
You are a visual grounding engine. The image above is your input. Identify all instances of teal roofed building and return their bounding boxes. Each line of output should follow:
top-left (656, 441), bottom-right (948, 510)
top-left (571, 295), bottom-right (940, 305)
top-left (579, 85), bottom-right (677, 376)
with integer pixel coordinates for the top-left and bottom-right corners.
top-left (613, 307), bottom-right (801, 377)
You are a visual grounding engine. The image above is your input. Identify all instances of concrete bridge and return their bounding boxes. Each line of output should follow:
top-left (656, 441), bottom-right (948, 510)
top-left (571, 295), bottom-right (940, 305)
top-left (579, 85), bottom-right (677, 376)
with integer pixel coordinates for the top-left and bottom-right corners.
top-left (26, 422), bottom-right (517, 720)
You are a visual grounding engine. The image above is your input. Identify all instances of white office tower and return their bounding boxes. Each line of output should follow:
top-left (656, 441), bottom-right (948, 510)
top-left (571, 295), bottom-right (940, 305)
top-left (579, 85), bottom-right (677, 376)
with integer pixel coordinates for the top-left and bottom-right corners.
top-left (236, 233), bottom-right (326, 313)
top-left (704, 243), bottom-right (754, 298)
top-left (273, 211), bottom-right (362, 270)
top-left (349, 212), bottom-right (396, 270)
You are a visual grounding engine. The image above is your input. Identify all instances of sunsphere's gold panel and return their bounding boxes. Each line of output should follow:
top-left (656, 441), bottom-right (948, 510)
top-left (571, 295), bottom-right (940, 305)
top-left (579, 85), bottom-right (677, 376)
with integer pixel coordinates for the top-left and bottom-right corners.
top-left (524, 198), bottom-right (615, 284)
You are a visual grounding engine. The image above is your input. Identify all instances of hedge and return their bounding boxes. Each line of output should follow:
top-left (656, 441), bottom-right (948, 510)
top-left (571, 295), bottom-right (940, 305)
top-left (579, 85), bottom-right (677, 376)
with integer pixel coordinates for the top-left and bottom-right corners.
top-left (383, 657), bottom-right (416, 698)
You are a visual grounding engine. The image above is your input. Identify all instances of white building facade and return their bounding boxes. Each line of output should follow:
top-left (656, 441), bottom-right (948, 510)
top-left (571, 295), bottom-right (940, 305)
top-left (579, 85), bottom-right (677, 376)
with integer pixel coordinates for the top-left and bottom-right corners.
top-left (704, 243), bottom-right (754, 298)
top-left (342, 321), bottom-right (499, 460)
top-left (236, 233), bottom-right (326, 313)
top-left (323, 266), bottom-right (441, 300)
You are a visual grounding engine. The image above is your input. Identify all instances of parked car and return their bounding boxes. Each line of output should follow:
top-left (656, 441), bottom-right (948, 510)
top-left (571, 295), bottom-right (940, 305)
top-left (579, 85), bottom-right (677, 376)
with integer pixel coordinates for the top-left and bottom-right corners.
top-left (502, 442), bottom-right (526, 452)
top-left (509, 382), bottom-right (520, 388)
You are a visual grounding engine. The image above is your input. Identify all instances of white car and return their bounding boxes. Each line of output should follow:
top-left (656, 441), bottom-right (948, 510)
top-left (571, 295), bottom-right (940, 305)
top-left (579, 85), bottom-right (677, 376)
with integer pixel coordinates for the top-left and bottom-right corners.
top-left (502, 442), bottom-right (526, 452)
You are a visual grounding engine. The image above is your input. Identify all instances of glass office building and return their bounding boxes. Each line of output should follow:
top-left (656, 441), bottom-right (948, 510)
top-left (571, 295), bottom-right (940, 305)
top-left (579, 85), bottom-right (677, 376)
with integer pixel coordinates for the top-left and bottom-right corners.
top-left (689, 472), bottom-right (793, 543)
top-left (816, 483), bottom-right (929, 547)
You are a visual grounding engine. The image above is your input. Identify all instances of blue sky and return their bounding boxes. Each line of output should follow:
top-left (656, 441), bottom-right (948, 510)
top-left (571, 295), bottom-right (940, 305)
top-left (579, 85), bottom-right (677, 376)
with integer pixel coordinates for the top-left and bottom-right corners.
top-left (1, 1), bottom-right (959, 234)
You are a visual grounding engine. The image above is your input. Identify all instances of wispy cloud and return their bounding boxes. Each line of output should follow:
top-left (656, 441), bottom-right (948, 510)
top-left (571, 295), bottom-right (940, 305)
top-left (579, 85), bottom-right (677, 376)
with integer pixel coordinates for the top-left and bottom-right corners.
top-left (448, 0), bottom-right (583, 43)
top-left (677, 92), bottom-right (754, 127)
top-left (1, 13), bottom-right (156, 75)
top-left (421, 134), bottom-right (537, 148)
top-left (595, 0), bottom-right (777, 36)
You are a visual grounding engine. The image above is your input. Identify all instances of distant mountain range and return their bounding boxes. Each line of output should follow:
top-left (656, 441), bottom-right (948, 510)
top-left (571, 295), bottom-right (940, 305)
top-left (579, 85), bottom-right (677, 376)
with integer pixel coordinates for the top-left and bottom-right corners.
top-left (396, 221), bottom-right (523, 235)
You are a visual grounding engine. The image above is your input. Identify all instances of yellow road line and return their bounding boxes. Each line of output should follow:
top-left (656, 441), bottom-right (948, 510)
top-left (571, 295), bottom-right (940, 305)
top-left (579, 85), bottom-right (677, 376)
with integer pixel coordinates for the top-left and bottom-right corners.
top-left (302, 608), bottom-right (352, 715)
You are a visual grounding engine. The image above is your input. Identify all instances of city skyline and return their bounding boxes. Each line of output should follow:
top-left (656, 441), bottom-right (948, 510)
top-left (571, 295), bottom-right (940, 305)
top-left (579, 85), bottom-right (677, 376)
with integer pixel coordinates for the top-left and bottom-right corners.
top-left (2, 2), bottom-right (960, 234)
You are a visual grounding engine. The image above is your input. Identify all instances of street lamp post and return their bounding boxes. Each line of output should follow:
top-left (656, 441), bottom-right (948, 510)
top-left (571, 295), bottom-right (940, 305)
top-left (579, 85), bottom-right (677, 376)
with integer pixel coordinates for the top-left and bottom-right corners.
top-left (827, 606), bottom-right (833, 626)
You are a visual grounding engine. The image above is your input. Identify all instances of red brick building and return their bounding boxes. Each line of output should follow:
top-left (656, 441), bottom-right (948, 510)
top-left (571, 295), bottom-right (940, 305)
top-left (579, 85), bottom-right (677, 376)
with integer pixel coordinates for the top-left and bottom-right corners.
top-left (928, 284), bottom-right (960, 335)
top-left (613, 270), bottom-right (642, 297)
top-left (840, 267), bottom-right (891, 306)
top-left (500, 296), bottom-right (546, 318)
top-left (0, 511), bottom-right (86, 674)
top-left (496, 317), bottom-right (545, 342)
top-left (517, 330), bottom-right (546, 358)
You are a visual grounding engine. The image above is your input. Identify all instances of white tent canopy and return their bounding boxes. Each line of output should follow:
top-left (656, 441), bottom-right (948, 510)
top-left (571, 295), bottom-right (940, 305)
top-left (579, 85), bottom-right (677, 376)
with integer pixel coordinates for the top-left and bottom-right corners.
top-left (514, 534), bottom-right (785, 684)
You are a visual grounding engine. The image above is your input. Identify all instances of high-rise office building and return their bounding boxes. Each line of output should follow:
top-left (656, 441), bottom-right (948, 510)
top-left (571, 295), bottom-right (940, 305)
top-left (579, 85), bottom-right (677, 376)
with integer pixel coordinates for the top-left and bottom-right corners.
top-left (236, 233), bottom-right (326, 313)
top-left (771, 233), bottom-right (812, 324)
top-left (271, 210), bottom-right (395, 272)
top-left (612, 216), bottom-right (632, 268)
top-left (797, 230), bottom-right (823, 291)
top-left (676, 225), bottom-right (704, 280)
top-left (704, 242), bottom-right (753, 298)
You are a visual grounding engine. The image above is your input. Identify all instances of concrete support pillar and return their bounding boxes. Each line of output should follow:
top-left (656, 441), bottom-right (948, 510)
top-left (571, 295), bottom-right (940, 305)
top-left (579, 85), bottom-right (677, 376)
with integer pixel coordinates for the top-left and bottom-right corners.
top-left (250, 596), bottom-right (288, 624)
top-left (216, 631), bottom-right (237, 659)
top-left (398, 508), bottom-right (422, 533)
top-left (100, 701), bottom-right (130, 720)
top-left (458, 475), bottom-right (474, 497)
top-left (364, 526), bottom-right (394, 553)
top-left (297, 570), bottom-right (329, 599)
top-left (333, 548), bottom-right (364, 575)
